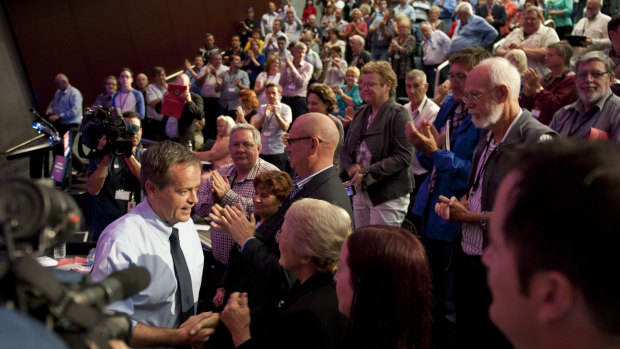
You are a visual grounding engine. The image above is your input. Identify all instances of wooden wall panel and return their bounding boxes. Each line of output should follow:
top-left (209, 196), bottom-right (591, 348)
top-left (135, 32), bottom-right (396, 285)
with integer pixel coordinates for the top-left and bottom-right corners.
top-left (4, 0), bottom-right (268, 110)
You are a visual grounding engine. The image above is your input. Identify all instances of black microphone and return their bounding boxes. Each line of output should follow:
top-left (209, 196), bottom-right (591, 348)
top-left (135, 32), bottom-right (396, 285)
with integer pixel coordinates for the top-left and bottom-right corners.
top-left (72, 267), bottom-right (151, 306)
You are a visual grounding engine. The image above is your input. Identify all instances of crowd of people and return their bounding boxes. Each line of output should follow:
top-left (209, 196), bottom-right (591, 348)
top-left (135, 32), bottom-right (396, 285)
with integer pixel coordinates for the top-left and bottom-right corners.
top-left (39, 0), bottom-right (620, 348)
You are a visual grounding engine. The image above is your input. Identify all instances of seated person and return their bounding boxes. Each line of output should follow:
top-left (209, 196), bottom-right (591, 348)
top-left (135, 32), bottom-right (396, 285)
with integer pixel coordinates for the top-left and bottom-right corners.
top-left (217, 198), bottom-right (350, 349)
top-left (335, 225), bottom-right (433, 349)
top-left (87, 111), bottom-right (144, 238)
top-left (211, 170), bottom-right (292, 309)
top-left (194, 115), bottom-right (235, 171)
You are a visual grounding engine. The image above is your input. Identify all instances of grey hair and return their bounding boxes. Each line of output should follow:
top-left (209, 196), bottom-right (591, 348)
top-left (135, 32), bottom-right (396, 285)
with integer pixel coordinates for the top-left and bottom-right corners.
top-left (505, 49), bottom-right (528, 75)
top-left (349, 34), bottom-right (366, 47)
top-left (405, 69), bottom-right (427, 84)
top-left (576, 50), bottom-right (614, 74)
top-left (293, 41), bottom-right (307, 52)
top-left (216, 115), bottom-right (236, 136)
top-left (456, 2), bottom-right (473, 15)
top-left (284, 198), bottom-right (352, 273)
top-left (230, 123), bottom-right (262, 145)
top-left (477, 57), bottom-right (521, 101)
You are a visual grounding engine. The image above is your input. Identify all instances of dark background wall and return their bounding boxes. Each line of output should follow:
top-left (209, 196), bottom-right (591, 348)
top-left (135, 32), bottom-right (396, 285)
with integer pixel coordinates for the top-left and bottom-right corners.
top-left (0, 0), bottom-right (267, 176)
top-left (5, 0), bottom-right (268, 110)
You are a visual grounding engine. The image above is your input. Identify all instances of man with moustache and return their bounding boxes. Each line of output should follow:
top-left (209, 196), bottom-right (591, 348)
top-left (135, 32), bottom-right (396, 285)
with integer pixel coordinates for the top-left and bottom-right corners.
top-left (549, 51), bottom-right (620, 141)
top-left (434, 57), bottom-right (556, 348)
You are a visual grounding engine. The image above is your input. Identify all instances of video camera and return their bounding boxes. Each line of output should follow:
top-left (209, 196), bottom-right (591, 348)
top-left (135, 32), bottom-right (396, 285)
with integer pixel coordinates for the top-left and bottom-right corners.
top-left (79, 106), bottom-right (137, 158)
top-left (0, 178), bottom-right (149, 349)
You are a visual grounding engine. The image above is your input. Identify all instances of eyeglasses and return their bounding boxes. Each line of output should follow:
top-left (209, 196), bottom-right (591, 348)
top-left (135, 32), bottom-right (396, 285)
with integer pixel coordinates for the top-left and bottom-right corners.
top-left (576, 70), bottom-right (609, 80)
top-left (230, 142), bottom-right (257, 149)
top-left (462, 86), bottom-right (500, 105)
top-left (449, 73), bottom-right (468, 82)
top-left (287, 136), bottom-right (324, 144)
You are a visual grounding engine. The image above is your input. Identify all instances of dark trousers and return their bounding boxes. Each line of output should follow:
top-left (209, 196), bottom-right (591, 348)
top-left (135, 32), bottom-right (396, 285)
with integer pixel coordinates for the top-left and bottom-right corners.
top-left (423, 63), bottom-right (447, 99)
top-left (281, 96), bottom-right (308, 122)
top-left (423, 237), bottom-right (457, 349)
top-left (456, 247), bottom-right (513, 349)
top-left (203, 97), bottom-right (220, 140)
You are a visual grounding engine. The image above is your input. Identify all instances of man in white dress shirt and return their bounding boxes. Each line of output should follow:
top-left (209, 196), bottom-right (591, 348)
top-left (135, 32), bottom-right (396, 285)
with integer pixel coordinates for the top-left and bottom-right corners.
top-left (92, 141), bottom-right (219, 348)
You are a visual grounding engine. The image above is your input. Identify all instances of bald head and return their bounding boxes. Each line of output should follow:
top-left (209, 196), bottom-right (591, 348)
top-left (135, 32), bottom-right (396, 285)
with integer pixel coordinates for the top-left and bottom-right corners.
top-left (286, 112), bottom-right (339, 178)
top-left (176, 73), bottom-right (191, 86)
top-left (55, 73), bottom-right (69, 91)
top-left (296, 112), bottom-right (339, 150)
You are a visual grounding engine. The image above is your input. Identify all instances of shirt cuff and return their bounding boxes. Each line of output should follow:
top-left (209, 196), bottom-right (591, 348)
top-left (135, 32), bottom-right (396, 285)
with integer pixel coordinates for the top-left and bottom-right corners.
top-left (240, 237), bottom-right (256, 253)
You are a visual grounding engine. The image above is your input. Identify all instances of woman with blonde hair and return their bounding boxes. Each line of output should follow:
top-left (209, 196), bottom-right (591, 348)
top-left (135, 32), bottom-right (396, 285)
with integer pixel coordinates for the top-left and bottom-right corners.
top-left (194, 115), bottom-right (234, 170)
top-left (254, 55), bottom-right (281, 105)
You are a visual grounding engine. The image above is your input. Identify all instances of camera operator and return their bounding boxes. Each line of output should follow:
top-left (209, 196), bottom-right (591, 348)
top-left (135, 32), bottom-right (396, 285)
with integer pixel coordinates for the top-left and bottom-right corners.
top-left (87, 111), bottom-right (145, 239)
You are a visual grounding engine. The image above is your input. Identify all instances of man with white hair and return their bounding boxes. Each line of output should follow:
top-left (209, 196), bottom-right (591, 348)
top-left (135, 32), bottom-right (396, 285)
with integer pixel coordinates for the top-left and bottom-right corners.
top-left (434, 57), bottom-right (556, 348)
top-left (448, 2), bottom-right (498, 56)
top-left (550, 51), bottom-right (620, 141)
top-left (569, 0), bottom-right (611, 67)
top-left (347, 34), bottom-right (372, 69)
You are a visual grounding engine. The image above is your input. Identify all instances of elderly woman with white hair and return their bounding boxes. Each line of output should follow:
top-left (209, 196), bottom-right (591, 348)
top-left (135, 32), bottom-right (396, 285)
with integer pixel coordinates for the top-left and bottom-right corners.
top-left (216, 198), bottom-right (351, 349)
top-left (194, 115), bottom-right (234, 170)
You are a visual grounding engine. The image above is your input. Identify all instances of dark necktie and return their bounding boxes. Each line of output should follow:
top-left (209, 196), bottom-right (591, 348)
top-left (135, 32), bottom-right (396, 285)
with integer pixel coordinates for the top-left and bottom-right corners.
top-left (170, 227), bottom-right (194, 324)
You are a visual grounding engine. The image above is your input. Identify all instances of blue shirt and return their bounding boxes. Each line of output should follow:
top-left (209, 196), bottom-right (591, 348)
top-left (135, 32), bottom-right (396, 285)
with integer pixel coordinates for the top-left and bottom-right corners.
top-left (185, 67), bottom-right (204, 95)
top-left (433, 0), bottom-right (457, 19)
top-left (92, 199), bottom-right (204, 330)
top-left (47, 85), bottom-right (83, 125)
top-left (448, 14), bottom-right (498, 56)
top-left (370, 18), bottom-right (394, 49)
top-left (394, 4), bottom-right (417, 21)
top-left (218, 69), bottom-right (250, 110)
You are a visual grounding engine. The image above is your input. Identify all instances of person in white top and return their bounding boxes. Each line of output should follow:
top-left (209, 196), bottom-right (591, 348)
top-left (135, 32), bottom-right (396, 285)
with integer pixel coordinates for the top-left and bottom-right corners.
top-left (254, 54), bottom-right (281, 106)
top-left (145, 66), bottom-right (168, 140)
top-left (496, 6), bottom-right (559, 77)
top-left (569, 0), bottom-right (611, 67)
top-left (403, 69), bottom-right (440, 183)
top-left (252, 83), bottom-right (292, 170)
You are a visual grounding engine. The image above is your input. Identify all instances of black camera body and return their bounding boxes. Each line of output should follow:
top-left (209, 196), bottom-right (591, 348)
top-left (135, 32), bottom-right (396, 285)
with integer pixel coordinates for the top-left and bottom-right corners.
top-left (80, 107), bottom-right (133, 158)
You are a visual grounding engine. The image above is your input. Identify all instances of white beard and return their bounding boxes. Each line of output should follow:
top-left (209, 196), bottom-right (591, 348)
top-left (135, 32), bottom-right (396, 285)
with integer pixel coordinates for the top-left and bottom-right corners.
top-left (472, 103), bottom-right (503, 129)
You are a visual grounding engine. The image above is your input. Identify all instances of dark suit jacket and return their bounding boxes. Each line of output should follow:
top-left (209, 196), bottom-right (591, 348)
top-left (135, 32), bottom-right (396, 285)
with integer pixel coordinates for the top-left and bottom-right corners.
top-left (347, 49), bottom-right (372, 69)
top-left (155, 91), bottom-right (204, 146)
top-left (475, 4), bottom-right (507, 32)
top-left (241, 166), bottom-right (353, 290)
top-left (222, 214), bottom-right (289, 309)
top-left (341, 98), bottom-right (415, 205)
top-left (466, 110), bottom-right (556, 246)
top-left (239, 272), bottom-right (349, 349)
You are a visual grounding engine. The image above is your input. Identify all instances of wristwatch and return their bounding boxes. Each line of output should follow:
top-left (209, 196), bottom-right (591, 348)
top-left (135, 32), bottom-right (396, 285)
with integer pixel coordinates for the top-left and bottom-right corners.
top-left (480, 211), bottom-right (489, 232)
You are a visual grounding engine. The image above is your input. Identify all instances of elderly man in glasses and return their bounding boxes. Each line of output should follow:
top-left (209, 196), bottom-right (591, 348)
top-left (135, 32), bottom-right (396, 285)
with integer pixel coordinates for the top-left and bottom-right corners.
top-left (434, 56), bottom-right (556, 348)
top-left (549, 51), bottom-right (620, 142)
top-left (404, 46), bottom-right (487, 349)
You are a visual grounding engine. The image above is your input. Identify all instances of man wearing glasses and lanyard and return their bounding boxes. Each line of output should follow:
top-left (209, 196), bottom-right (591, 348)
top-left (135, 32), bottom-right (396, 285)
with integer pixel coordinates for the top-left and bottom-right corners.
top-left (405, 46), bottom-right (488, 349)
top-left (434, 57), bottom-right (555, 348)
